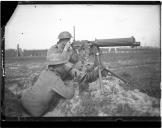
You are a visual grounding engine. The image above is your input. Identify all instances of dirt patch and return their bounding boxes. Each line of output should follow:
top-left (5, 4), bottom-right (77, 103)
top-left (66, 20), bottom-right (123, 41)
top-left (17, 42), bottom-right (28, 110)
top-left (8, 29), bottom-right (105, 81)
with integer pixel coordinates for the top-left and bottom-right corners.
top-left (44, 76), bottom-right (160, 117)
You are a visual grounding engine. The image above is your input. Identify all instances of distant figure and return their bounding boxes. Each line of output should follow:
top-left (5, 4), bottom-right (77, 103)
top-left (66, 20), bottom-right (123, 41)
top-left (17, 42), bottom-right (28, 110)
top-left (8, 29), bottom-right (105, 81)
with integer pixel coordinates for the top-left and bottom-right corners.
top-left (20, 31), bottom-right (107, 117)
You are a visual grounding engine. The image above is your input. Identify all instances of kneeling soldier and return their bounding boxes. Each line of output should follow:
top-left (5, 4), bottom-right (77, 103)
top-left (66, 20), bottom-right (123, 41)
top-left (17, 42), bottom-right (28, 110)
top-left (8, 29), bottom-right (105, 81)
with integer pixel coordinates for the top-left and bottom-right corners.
top-left (21, 31), bottom-right (106, 117)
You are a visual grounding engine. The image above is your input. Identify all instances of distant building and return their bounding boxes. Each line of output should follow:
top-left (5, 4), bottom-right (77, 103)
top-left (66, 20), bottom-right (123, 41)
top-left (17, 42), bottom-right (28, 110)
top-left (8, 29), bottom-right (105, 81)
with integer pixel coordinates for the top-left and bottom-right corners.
top-left (23, 49), bottom-right (48, 56)
top-left (5, 49), bottom-right (17, 57)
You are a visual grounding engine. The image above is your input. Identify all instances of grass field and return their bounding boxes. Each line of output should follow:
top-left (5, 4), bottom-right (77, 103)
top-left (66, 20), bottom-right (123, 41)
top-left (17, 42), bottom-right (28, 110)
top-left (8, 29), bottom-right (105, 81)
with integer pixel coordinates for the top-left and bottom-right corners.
top-left (5, 49), bottom-right (161, 98)
top-left (90, 50), bottom-right (161, 98)
top-left (4, 48), bottom-right (161, 117)
top-left (101, 50), bottom-right (161, 98)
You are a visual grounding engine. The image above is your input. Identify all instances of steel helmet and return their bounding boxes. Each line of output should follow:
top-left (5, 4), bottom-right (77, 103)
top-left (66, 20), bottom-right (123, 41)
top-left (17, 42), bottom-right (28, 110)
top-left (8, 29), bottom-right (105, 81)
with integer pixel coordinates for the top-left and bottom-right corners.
top-left (58, 31), bottom-right (72, 39)
top-left (47, 53), bottom-right (70, 65)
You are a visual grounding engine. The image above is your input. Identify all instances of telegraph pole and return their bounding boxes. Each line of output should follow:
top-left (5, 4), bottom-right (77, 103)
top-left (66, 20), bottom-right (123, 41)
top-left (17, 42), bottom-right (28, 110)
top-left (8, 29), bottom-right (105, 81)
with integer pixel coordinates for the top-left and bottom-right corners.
top-left (17, 44), bottom-right (20, 56)
top-left (73, 26), bottom-right (75, 41)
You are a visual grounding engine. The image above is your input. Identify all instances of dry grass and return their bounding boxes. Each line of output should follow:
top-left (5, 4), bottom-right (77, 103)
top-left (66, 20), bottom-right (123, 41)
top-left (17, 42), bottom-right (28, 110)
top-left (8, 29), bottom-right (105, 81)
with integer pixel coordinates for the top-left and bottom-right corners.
top-left (4, 48), bottom-right (160, 117)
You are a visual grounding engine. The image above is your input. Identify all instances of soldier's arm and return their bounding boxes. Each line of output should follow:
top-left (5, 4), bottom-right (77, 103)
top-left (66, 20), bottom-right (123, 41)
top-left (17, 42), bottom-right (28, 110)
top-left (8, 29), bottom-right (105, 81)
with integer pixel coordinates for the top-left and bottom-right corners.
top-left (82, 66), bottom-right (108, 83)
top-left (63, 61), bottom-right (86, 81)
top-left (83, 67), bottom-right (99, 83)
top-left (64, 61), bottom-right (107, 85)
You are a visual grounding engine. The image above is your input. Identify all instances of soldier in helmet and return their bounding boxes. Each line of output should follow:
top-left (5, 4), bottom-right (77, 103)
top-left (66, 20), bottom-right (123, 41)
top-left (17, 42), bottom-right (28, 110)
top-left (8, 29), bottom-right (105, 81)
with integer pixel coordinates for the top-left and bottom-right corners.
top-left (20, 31), bottom-right (107, 117)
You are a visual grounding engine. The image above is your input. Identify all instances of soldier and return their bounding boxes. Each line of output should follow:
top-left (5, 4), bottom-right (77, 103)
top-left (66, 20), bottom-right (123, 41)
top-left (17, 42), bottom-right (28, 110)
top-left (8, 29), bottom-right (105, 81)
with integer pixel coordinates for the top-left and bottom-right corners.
top-left (20, 31), bottom-right (107, 117)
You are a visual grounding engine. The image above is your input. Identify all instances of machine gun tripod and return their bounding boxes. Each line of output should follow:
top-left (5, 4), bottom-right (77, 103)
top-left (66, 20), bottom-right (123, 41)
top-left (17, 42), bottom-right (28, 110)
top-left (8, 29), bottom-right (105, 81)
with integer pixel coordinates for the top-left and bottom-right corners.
top-left (76, 37), bottom-right (140, 95)
top-left (91, 44), bottom-right (132, 95)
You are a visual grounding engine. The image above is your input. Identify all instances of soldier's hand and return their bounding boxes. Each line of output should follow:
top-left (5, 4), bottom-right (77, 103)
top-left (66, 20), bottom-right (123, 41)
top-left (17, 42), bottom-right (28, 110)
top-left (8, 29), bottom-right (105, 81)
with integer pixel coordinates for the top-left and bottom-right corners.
top-left (71, 69), bottom-right (81, 77)
top-left (71, 68), bottom-right (85, 79)
top-left (63, 41), bottom-right (72, 52)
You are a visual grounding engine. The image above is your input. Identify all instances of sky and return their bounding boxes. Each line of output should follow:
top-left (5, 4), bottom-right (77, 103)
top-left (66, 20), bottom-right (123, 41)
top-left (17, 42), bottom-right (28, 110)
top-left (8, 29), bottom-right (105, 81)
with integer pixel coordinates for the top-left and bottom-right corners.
top-left (5, 4), bottom-right (160, 49)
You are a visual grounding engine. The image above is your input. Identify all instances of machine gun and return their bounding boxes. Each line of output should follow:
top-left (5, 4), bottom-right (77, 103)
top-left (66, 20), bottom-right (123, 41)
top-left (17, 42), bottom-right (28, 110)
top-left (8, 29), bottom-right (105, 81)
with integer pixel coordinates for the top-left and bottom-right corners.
top-left (72, 36), bottom-right (140, 48)
top-left (71, 36), bottom-right (140, 94)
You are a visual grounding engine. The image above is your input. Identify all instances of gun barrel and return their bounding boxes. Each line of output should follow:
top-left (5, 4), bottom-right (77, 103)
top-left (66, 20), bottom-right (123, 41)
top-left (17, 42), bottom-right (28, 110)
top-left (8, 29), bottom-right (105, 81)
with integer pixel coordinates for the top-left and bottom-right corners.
top-left (93, 36), bottom-right (140, 47)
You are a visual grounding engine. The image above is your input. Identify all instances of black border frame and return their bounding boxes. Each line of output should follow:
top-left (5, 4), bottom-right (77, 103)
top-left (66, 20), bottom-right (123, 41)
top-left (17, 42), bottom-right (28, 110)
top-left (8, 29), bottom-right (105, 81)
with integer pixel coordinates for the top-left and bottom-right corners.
top-left (1, 1), bottom-right (161, 128)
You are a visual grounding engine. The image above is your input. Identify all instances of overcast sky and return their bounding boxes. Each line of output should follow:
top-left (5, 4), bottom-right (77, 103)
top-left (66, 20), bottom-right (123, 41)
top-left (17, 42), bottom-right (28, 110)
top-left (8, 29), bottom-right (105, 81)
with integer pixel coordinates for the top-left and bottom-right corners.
top-left (5, 4), bottom-right (160, 49)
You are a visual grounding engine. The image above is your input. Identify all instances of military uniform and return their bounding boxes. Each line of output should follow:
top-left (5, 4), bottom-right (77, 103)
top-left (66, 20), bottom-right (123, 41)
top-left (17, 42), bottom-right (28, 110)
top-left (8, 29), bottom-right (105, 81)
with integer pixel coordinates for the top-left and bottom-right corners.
top-left (20, 31), bottom-right (105, 117)
top-left (21, 42), bottom-right (78, 116)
